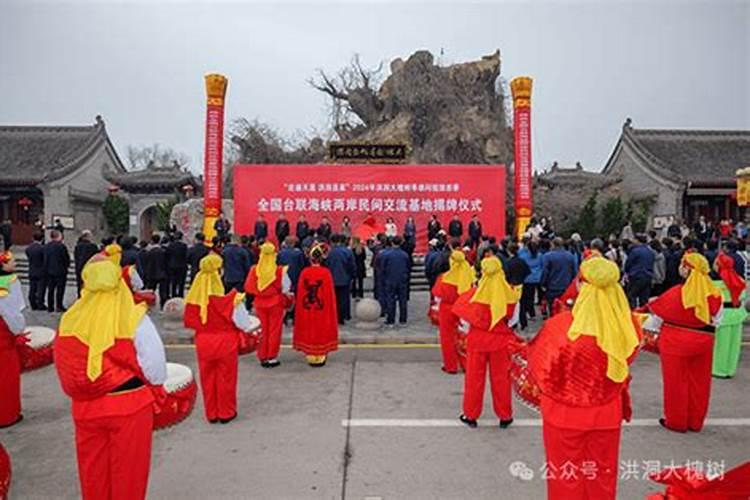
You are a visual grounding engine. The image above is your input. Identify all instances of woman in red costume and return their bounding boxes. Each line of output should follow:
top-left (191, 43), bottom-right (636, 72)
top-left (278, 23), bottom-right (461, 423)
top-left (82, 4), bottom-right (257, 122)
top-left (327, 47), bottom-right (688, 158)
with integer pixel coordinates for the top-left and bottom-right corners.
top-left (245, 242), bottom-right (292, 368)
top-left (432, 250), bottom-right (475, 374)
top-left (293, 243), bottom-right (339, 367)
top-left (185, 253), bottom-right (254, 423)
top-left (54, 255), bottom-right (167, 500)
top-left (0, 252), bottom-right (26, 429)
top-left (644, 251), bottom-right (723, 433)
top-left (453, 256), bottom-right (520, 428)
top-left (529, 256), bottom-right (641, 500)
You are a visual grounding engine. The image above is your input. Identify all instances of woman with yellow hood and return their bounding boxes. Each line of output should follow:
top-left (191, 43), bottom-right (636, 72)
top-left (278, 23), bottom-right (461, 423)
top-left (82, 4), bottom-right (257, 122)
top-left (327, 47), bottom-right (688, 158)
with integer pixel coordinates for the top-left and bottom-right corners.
top-left (452, 256), bottom-right (520, 429)
top-left (184, 253), bottom-right (255, 424)
top-left (432, 249), bottom-right (476, 374)
top-left (644, 250), bottom-right (723, 433)
top-left (528, 256), bottom-right (641, 500)
top-left (54, 255), bottom-right (167, 500)
top-left (244, 242), bottom-right (292, 368)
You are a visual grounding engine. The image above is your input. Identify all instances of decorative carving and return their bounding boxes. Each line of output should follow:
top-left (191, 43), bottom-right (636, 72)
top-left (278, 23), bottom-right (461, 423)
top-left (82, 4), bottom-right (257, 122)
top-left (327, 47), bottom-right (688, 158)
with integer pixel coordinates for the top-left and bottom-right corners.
top-left (204, 74), bottom-right (228, 106)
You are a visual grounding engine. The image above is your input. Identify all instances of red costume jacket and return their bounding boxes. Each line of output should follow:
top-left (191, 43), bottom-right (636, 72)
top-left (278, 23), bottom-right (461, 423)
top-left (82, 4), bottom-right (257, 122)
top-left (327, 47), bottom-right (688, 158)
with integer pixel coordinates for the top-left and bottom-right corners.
top-left (54, 335), bottom-right (152, 419)
top-left (244, 267), bottom-right (285, 309)
top-left (647, 285), bottom-right (722, 357)
top-left (184, 290), bottom-right (242, 361)
top-left (293, 266), bottom-right (338, 355)
top-left (529, 312), bottom-right (642, 429)
top-left (432, 276), bottom-right (461, 311)
top-left (451, 291), bottom-right (517, 352)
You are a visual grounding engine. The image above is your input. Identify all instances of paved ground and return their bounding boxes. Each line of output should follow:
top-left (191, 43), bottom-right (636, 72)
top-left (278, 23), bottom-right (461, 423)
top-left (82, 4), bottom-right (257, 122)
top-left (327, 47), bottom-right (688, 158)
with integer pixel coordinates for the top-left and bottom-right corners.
top-left (4, 340), bottom-right (750, 499)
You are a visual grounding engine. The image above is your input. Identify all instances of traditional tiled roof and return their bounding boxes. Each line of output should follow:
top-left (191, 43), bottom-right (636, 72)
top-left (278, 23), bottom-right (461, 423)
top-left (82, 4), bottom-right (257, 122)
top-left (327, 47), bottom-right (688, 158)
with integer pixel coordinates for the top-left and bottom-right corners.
top-left (536, 162), bottom-right (621, 189)
top-left (107, 161), bottom-right (200, 192)
top-left (605, 119), bottom-right (750, 185)
top-left (0, 116), bottom-right (124, 186)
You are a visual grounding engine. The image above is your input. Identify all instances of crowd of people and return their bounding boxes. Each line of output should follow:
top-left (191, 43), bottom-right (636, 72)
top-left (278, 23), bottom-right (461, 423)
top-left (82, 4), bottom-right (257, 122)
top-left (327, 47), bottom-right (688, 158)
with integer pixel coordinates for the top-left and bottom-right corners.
top-left (2, 210), bottom-right (749, 499)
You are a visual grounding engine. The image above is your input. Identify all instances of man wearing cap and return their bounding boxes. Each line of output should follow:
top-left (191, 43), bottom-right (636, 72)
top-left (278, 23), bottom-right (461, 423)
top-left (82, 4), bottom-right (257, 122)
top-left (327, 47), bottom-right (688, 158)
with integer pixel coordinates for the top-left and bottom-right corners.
top-left (432, 250), bottom-right (475, 374)
top-left (185, 253), bottom-right (254, 423)
top-left (529, 256), bottom-right (642, 499)
top-left (0, 252), bottom-right (27, 429)
top-left (643, 252), bottom-right (723, 433)
top-left (54, 255), bottom-right (167, 500)
top-left (453, 256), bottom-right (520, 429)
top-left (245, 242), bottom-right (292, 368)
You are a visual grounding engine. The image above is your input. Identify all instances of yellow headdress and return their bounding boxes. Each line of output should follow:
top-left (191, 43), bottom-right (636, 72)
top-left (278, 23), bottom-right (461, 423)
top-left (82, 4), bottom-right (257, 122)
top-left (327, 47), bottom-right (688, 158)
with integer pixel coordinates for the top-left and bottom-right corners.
top-left (103, 243), bottom-right (122, 266)
top-left (568, 257), bottom-right (639, 383)
top-left (442, 250), bottom-right (475, 294)
top-left (59, 257), bottom-right (147, 381)
top-left (184, 253), bottom-right (225, 324)
top-left (470, 256), bottom-right (519, 329)
top-left (681, 252), bottom-right (721, 324)
top-left (256, 242), bottom-right (278, 291)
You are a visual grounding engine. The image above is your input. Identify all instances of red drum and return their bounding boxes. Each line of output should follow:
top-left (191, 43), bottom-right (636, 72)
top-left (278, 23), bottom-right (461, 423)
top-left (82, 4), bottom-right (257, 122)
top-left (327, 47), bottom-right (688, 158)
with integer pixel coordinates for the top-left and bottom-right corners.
top-left (17, 326), bottom-right (55, 372)
top-left (455, 329), bottom-right (468, 372)
top-left (133, 290), bottom-right (156, 307)
top-left (509, 346), bottom-right (541, 412)
top-left (427, 299), bottom-right (439, 327)
top-left (238, 315), bottom-right (262, 355)
top-left (0, 443), bottom-right (10, 500)
top-left (153, 363), bottom-right (197, 430)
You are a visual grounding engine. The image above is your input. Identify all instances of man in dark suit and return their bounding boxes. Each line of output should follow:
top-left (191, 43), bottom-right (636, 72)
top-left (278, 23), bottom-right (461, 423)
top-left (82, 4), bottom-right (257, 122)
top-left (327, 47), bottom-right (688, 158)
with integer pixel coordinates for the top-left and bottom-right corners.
top-left (325, 234), bottom-right (356, 324)
top-left (427, 214), bottom-right (442, 241)
top-left (222, 234), bottom-right (251, 294)
top-left (73, 230), bottom-right (99, 297)
top-left (187, 232), bottom-right (210, 283)
top-left (296, 215), bottom-right (310, 242)
top-left (25, 231), bottom-right (46, 310)
top-left (142, 234), bottom-right (169, 308)
top-left (318, 216), bottom-right (332, 241)
top-left (254, 215), bottom-right (269, 242)
top-left (468, 214), bottom-right (483, 248)
top-left (381, 236), bottom-right (412, 326)
top-left (119, 235), bottom-right (139, 267)
top-left (44, 230), bottom-right (70, 312)
top-left (166, 232), bottom-right (189, 298)
top-left (275, 214), bottom-right (290, 246)
top-left (448, 213), bottom-right (463, 239)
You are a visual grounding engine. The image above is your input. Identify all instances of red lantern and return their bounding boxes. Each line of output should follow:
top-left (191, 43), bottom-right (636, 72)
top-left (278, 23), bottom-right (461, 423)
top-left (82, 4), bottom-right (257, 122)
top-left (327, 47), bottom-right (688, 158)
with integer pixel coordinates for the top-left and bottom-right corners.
top-left (17, 197), bottom-right (32, 211)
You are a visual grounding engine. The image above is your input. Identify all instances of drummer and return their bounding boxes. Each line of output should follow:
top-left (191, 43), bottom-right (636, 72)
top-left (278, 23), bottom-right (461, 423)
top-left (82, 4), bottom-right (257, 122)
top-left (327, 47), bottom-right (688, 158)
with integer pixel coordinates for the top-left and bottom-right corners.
top-left (54, 255), bottom-right (167, 500)
top-left (0, 251), bottom-right (27, 429)
top-left (184, 253), bottom-right (254, 423)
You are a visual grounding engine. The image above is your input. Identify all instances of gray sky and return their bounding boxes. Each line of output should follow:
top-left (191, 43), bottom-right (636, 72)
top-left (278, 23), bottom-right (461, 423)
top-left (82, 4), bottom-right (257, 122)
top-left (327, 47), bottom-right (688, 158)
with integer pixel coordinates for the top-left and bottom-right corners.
top-left (1, 0), bottom-right (748, 174)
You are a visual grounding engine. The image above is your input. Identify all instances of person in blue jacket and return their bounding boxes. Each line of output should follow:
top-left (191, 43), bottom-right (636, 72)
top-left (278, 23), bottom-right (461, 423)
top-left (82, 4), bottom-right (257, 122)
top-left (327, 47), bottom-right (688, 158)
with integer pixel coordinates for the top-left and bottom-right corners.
top-left (540, 237), bottom-right (576, 317)
top-left (222, 234), bottom-right (251, 294)
top-left (624, 233), bottom-right (655, 308)
top-left (277, 236), bottom-right (306, 291)
top-left (518, 239), bottom-right (543, 329)
top-left (326, 234), bottom-right (356, 324)
top-left (381, 236), bottom-right (412, 326)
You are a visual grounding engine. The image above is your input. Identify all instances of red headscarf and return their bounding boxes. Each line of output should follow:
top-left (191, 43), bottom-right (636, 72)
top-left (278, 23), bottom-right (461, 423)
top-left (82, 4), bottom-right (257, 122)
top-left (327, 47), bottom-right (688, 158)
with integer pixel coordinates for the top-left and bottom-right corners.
top-left (716, 252), bottom-right (745, 307)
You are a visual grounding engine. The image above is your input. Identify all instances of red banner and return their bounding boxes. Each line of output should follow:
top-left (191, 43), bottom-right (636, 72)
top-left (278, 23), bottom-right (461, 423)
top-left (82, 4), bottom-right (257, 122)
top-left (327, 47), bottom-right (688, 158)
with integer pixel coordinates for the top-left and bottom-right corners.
top-left (233, 164), bottom-right (506, 250)
top-left (513, 106), bottom-right (532, 217)
top-left (203, 103), bottom-right (224, 218)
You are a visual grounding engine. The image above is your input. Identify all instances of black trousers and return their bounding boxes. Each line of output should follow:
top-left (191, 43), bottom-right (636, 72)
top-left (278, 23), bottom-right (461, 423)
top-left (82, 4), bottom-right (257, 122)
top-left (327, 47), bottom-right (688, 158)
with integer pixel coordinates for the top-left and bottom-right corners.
top-left (627, 276), bottom-right (652, 309)
top-left (47, 275), bottom-right (66, 311)
top-left (169, 268), bottom-right (187, 298)
top-left (519, 283), bottom-right (538, 329)
top-left (385, 282), bottom-right (408, 324)
top-left (351, 276), bottom-right (365, 298)
top-left (335, 285), bottom-right (351, 323)
top-left (147, 279), bottom-right (170, 309)
top-left (29, 277), bottom-right (45, 309)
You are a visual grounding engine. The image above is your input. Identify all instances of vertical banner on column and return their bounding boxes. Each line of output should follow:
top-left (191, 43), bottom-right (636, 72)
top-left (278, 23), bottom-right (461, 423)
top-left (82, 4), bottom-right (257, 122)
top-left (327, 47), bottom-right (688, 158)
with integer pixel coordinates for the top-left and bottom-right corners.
top-left (511, 76), bottom-right (533, 239)
top-left (203, 73), bottom-right (228, 241)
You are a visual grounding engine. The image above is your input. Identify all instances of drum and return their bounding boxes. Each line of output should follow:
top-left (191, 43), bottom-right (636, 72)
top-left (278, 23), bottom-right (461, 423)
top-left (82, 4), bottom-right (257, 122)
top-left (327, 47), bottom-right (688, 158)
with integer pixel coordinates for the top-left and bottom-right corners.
top-left (17, 326), bottom-right (55, 372)
top-left (238, 315), bottom-right (262, 355)
top-left (427, 300), bottom-right (440, 327)
top-left (509, 347), bottom-right (541, 412)
top-left (153, 362), bottom-right (197, 430)
top-left (0, 443), bottom-right (10, 500)
top-left (455, 329), bottom-right (468, 372)
top-left (133, 290), bottom-right (156, 307)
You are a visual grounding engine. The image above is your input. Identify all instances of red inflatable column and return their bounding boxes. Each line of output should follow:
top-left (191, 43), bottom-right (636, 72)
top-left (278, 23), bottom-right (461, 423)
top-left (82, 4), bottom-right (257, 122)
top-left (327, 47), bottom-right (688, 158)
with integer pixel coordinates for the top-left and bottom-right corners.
top-left (511, 76), bottom-right (533, 240)
top-left (203, 73), bottom-right (228, 241)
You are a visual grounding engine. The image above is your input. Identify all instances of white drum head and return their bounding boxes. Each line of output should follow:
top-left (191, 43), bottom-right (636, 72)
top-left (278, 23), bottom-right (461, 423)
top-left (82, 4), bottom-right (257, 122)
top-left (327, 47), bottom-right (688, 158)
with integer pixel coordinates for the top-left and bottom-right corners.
top-left (248, 315), bottom-right (261, 332)
top-left (164, 362), bottom-right (194, 393)
top-left (25, 326), bottom-right (55, 349)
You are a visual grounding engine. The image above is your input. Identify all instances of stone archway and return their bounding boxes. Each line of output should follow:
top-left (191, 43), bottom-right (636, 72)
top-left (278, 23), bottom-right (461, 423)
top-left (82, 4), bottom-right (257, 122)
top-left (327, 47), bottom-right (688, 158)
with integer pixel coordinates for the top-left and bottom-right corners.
top-left (139, 205), bottom-right (158, 242)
